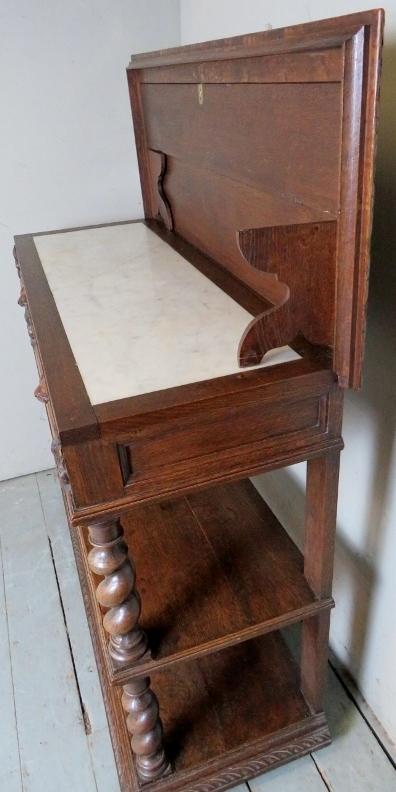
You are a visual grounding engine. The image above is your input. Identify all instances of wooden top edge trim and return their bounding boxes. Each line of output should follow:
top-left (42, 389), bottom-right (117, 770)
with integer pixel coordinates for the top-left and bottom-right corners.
top-left (22, 218), bottom-right (142, 239)
top-left (14, 234), bottom-right (99, 443)
top-left (128, 10), bottom-right (384, 69)
top-left (93, 359), bottom-right (336, 426)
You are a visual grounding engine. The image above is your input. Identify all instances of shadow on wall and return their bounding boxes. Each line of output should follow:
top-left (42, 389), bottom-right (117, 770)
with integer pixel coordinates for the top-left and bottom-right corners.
top-left (253, 43), bottom-right (396, 693)
top-left (345, 41), bottom-right (396, 677)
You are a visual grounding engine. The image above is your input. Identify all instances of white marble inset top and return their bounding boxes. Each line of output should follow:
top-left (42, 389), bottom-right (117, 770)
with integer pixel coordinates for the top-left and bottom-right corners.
top-left (33, 223), bottom-right (300, 405)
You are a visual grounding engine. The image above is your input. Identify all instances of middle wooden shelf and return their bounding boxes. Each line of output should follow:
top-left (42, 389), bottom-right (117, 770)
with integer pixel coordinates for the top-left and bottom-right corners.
top-left (80, 479), bottom-right (334, 685)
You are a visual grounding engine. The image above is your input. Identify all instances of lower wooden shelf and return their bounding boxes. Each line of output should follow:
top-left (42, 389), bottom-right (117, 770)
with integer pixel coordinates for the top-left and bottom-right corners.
top-left (72, 522), bottom-right (330, 791)
top-left (70, 481), bottom-right (332, 792)
top-left (81, 480), bottom-right (333, 684)
top-left (150, 631), bottom-right (328, 779)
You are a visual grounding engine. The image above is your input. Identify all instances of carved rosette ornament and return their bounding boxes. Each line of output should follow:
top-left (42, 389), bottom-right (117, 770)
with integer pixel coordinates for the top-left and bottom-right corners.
top-left (24, 307), bottom-right (37, 347)
top-left (13, 245), bottom-right (21, 279)
top-left (18, 284), bottom-right (27, 307)
top-left (87, 518), bottom-right (170, 782)
top-left (51, 437), bottom-right (71, 492)
top-left (14, 248), bottom-right (37, 347)
top-left (34, 376), bottom-right (49, 403)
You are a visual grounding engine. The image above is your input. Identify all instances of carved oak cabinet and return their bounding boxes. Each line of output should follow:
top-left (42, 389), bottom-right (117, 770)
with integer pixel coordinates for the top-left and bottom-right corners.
top-left (14, 11), bottom-right (383, 792)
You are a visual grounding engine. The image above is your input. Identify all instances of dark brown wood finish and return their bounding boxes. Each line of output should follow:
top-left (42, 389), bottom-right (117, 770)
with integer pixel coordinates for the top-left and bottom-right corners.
top-left (127, 12), bottom-right (378, 68)
top-left (87, 518), bottom-right (150, 665)
top-left (237, 222), bottom-right (337, 365)
top-left (128, 8), bottom-right (383, 389)
top-left (301, 450), bottom-right (341, 712)
top-left (334, 16), bottom-right (384, 387)
top-left (14, 11), bottom-right (382, 792)
top-left (137, 48), bottom-right (343, 84)
top-left (140, 82), bottom-right (341, 213)
top-left (79, 480), bottom-right (334, 685)
top-left (71, 522), bottom-right (331, 792)
top-left (13, 237), bottom-right (99, 444)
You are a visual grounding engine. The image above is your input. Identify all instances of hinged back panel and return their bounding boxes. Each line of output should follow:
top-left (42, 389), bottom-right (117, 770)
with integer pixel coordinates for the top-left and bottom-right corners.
top-left (127, 10), bottom-right (384, 389)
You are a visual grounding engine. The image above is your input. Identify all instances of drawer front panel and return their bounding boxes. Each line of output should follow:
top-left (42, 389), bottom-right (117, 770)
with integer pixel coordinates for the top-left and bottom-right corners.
top-left (120, 395), bottom-right (323, 483)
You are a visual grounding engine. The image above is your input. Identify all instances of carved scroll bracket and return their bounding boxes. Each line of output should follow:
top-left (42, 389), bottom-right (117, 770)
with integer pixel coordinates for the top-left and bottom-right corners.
top-left (236, 221), bottom-right (337, 368)
top-left (148, 150), bottom-right (174, 231)
top-left (237, 228), bottom-right (293, 366)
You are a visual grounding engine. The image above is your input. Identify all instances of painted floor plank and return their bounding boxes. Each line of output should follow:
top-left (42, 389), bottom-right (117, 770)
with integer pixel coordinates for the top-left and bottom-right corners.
top-left (0, 474), bottom-right (98, 792)
top-left (37, 468), bottom-right (108, 734)
top-left (2, 470), bottom-right (396, 792)
top-left (35, 469), bottom-right (69, 540)
top-left (250, 754), bottom-right (327, 791)
top-left (88, 727), bottom-right (121, 792)
top-left (314, 667), bottom-right (396, 791)
top-left (0, 534), bottom-right (23, 792)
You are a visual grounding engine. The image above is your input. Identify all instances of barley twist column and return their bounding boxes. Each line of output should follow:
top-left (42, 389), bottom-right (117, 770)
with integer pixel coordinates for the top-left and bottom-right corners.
top-left (122, 678), bottom-right (171, 782)
top-left (87, 519), bottom-right (148, 663)
top-left (87, 518), bottom-right (171, 781)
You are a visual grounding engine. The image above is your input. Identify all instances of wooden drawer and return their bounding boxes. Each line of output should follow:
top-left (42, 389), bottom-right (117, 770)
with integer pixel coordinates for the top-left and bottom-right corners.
top-left (120, 394), bottom-right (323, 481)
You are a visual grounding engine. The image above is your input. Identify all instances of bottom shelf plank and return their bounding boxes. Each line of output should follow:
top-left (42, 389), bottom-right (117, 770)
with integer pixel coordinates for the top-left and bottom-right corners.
top-left (71, 522), bottom-right (330, 792)
top-left (152, 631), bottom-right (325, 777)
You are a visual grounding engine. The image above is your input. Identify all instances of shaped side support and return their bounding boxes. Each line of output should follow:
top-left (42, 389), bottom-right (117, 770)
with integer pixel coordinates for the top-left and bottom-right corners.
top-left (237, 221), bottom-right (337, 367)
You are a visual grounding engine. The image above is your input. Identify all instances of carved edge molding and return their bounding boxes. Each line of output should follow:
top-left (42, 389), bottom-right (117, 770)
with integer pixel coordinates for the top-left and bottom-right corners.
top-left (14, 246), bottom-right (38, 349)
top-left (13, 245), bottom-right (21, 279)
top-left (179, 727), bottom-right (331, 792)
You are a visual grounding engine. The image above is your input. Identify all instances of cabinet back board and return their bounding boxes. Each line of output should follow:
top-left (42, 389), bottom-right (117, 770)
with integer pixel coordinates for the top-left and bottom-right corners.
top-left (127, 10), bottom-right (384, 389)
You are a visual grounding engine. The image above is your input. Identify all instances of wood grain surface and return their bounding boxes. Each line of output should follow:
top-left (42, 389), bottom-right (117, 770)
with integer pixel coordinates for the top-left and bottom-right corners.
top-left (80, 479), bottom-right (334, 684)
top-left (13, 10), bottom-right (384, 792)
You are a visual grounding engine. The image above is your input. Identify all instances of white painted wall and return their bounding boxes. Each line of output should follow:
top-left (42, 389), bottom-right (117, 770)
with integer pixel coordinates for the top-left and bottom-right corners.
top-left (181, 0), bottom-right (396, 748)
top-left (0, 0), bottom-right (180, 481)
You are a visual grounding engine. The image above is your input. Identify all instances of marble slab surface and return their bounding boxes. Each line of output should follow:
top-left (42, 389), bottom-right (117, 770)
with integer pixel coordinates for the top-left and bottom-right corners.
top-left (33, 222), bottom-right (300, 405)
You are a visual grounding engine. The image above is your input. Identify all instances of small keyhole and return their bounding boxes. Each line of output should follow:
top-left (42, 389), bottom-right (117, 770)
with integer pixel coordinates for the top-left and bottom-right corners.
top-left (198, 83), bottom-right (203, 105)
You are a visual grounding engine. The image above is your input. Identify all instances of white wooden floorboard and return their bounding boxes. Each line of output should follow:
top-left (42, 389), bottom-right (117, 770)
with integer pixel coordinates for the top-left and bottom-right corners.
top-left (0, 534), bottom-right (23, 792)
top-left (0, 474), bottom-right (98, 792)
top-left (313, 667), bottom-right (396, 791)
top-left (250, 754), bottom-right (328, 791)
top-left (37, 467), bottom-right (108, 734)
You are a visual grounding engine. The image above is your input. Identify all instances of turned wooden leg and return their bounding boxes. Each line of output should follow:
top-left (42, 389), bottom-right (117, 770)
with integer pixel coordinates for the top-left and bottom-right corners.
top-left (301, 450), bottom-right (340, 712)
top-left (87, 518), bottom-right (171, 781)
top-left (122, 677), bottom-right (171, 783)
top-left (87, 519), bottom-right (149, 664)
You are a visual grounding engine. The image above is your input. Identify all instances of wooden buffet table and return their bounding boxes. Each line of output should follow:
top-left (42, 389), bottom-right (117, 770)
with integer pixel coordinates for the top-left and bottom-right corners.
top-left (14, 10), bottom-right (383, 792)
